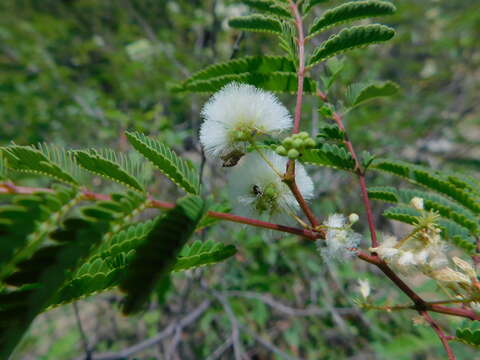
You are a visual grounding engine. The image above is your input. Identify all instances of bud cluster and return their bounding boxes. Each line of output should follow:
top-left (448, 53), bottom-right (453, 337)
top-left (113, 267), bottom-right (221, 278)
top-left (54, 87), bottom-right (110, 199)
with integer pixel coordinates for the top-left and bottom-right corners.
top-left (275, 132), bottom-right (316, 159)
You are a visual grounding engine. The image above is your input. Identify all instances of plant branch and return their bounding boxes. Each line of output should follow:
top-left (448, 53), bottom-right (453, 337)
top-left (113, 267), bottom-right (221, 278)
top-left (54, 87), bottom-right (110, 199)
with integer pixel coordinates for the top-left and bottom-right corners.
top-left (2, 182), bottom-right (479, 325)
top-left (330, 110), bottom-right (378, 247)
top-left (73, 302), bottom-right (92, 360)
top-left (289, 0), bottom-right (305, 134)
top-left (283, 0), bottom-right (321, 228)
top-left (0, 182), bottom-right (323, 240)
top-left (72, 300), bottom-right (210, 360)
top-left (284, 176), bottom-right (320, 228)
top-left (421, 311), bottom-right (456, 360)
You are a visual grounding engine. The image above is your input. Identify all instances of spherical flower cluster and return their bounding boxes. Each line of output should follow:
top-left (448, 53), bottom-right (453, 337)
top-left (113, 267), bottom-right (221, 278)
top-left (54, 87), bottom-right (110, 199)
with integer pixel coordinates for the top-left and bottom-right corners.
top-left (318, 214), bottom-right (362, 261)
top-left (200, 82), bottom-right (292, 162)
top-left (228, 151), bottom-right (314, 222)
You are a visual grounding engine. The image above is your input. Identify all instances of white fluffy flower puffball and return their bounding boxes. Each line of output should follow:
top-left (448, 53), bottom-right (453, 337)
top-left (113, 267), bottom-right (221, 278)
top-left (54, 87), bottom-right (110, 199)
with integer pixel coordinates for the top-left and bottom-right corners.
top-left (228, 151), bottom-right (313, 221)
top-left (319, 214), bottom-right (362, 261)
top-left (200, 82), bottom-right (292, 162)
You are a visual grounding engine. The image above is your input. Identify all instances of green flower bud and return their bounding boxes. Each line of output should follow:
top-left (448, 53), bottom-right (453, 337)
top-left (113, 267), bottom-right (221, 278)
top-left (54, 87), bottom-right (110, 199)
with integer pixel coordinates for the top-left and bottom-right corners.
top-left (282, 137), bottom-right (293, 148)
top-left (292, 139), bottom-right (304, 149)
top-left (275, 145), bottom-right (287, 156)
top-left (287, 149), bottom-right (300, 159)
top-left (282, 136), bottom-right (293, 149)
top-left (299, 131), bottom-right (309, 139)
top-left (304, 138), bottom-right (316, 148)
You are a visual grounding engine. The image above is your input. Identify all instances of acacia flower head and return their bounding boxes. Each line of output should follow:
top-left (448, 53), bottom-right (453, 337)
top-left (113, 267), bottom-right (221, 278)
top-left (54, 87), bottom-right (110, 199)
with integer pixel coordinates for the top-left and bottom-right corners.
top-left (319, 214), bottom-right (362, 261)
top-left (228, 151), bottom-right (313, 222)
top-left (200, 83), bottom-right (292, 163)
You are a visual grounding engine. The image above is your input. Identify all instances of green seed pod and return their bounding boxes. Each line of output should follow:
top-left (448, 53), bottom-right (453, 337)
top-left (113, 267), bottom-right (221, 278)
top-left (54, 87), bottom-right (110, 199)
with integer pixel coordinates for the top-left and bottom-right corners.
top-left (282, 137), bottom-right (293, 148)
top-left (292, 139), bottom-right (304, 149)
top-left (287, 149), bottom-right (300, 159)
top-left (275, 145), bottom-right (287, 156)
top-left (304, 138), bottom-right (316, 148)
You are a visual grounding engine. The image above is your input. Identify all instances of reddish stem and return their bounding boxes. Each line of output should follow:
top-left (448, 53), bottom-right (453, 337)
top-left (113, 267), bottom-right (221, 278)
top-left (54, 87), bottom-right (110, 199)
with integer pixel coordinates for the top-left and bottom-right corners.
top-left (290, 0), bottom-right (305, 134)
top-left (2, 182), bottom-right (479, 323)
top-left (429, 304), bottom-right (480, 321)
top-left (0, 183), bottom-right (322, 241)
top-left (421, 311), bottom-right (456, 360)
top-left (358, 176), bottom-right (379, 247)
top-left (283, 0), bottom-right (320, 228)
top-left (319, 94), bottom-right (463, 358)
top-left (331, 111), bottom-right (378, 247)
top-left (284, 172), bottom-right (320, 228)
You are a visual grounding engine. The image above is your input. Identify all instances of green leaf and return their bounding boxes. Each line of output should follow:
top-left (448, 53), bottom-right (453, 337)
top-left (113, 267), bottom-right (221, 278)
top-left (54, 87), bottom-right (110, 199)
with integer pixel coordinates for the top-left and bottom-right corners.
top-left (372, 159), bottom-right (480, 215)
top-left (0, 187), bottom-right (81, 285)
top-left (317, 124), bottom-right (345, 141)
top-left (196, 202), bottom-right (231, 231)
top-left (172, 240), bottom-right (237, 272)
top-left (125, 131), bottom-right (200, 195)
top-left (455, 323), bottom-right (480, 348)
top-left (0, 204), bottom-right (116, 358)
top-left (303, 0), bottom-right (330, 14)
top-left (49, 221), bottom-right (235, 307)
top-left (228, 14), bottom-right (283, 34)
top-left (368, 186), bottom-right (479, 233)
top-left (177, 72), bottom-right (317, 94)
top-left (308, 24), bottom-right (395, 67)
top-left (73, 149), bottom-right (145, 192)
top-left (308, 1), bottom-right (396, 37)
top-left (321, 57), bottom-right (345, 90)
top-left (1, 145), bottom-right (79, 186)
top-left (177, 55), bottom-right (295, 89)
top-left (49, 220), bottom-right (156, 307)
top-left (367, 186), bottom-right (399, 203)
top-left (361, 150), bottom-right (376, 169)
top-left (0, 152), bottom-right (7, 181)
top-left (240, 0), bottom-right (292, 18)
top-left (383, 205), bottom-right (476, 253)
top-left (300, 144), bottom-right (355, 171)
top-left (120, 196), bottom-right (205, 314)
top-left (347, 81), bottom-right (399, 107)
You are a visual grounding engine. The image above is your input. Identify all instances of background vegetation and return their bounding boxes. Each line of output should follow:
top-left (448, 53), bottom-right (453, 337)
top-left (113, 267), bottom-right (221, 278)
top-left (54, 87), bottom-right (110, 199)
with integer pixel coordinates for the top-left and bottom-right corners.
top-left (1, 0), bottom-right (479, 359)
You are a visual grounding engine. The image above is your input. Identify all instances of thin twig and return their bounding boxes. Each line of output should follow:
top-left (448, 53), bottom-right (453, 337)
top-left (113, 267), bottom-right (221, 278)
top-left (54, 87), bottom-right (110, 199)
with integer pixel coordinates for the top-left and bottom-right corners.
top-left (72, 300), bottom-right (210, 360)
top-left (205, 336), bottom-right (233, 360)
top-left (421, 311), bottom-right (456, 360)
top-left (210, 291), bottom-right (244, 360)
top-left (240, 324), bottom-right (304, 360)
top-left (73, 302), bottom-right (92, 360)
top-left (224, 290), bottom-right (356, 317)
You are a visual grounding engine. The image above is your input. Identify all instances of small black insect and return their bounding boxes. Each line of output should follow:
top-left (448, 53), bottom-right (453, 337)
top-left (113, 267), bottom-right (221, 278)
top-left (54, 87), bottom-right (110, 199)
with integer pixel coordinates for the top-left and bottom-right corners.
top-left (252, 185), bottom-right (263, 196)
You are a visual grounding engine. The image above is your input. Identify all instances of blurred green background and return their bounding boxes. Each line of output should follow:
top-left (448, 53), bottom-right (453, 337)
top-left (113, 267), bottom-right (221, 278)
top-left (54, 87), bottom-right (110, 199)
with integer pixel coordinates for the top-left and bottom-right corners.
top-left (1, 0), bottom-right (479, 359)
